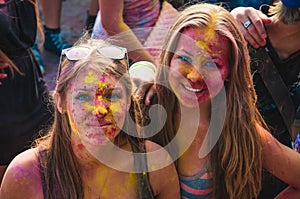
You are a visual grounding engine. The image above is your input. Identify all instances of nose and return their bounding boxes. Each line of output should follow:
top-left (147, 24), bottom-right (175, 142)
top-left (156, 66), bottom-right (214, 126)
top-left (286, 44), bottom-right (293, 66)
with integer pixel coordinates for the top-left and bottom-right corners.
top-left (186, 67), bottom-right (203, 83)
top-left (93, 97), bottom-right (109, 117)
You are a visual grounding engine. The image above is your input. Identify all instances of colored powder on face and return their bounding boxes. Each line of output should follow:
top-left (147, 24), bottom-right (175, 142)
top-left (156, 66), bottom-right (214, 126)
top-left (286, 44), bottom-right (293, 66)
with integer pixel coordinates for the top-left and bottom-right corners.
top-left (109, 103), bottom-right (124, 120)
top-left (95, 105), bottom-right (108, 115)
top-left (101, 76), bottom-right (106, 83)
top-left (84, 101), bottom-right (108, 115)
top-left (84, 71), bottom-right (97, 83)
top-left (84, 102), bottom-right (95, 112)
top-left (196, 12), bottom-right (217, 52)
top-left (97, 82), bottom-right (107, 93)
top-left (77, 144), bottom-right (84, 150)
top-left (68, 111), bottom-right (81, 135)
top-left (187, 69), bottom-right (202, 81)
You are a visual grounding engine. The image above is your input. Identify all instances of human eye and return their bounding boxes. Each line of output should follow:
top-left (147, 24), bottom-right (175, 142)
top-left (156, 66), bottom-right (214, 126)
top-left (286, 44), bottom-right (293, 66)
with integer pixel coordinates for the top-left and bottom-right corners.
top-left (204, 61), bottom-right (218, 67)
top-left (106, 92), bottom-right (122, 101)
top-left (75, 93), bottom-right (91, 101)
top-left (177, 55), bottom-right (192, 64)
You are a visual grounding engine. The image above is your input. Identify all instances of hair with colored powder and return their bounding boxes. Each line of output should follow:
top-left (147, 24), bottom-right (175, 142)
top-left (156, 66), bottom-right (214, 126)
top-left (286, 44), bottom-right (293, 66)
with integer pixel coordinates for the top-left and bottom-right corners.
top-left (155, 3), bottom-right (267, 198)
top-left (34, 38), bottom-right (146, 199)
top-left (269, 1), bottom-right (300, 24)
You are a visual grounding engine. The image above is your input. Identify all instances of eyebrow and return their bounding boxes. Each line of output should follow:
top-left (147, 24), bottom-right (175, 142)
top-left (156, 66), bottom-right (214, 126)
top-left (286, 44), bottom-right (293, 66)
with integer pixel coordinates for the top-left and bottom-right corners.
top-left (176, 49), bottom-right (193, 57)
top-left (77, 87), bottom-right (122, 92)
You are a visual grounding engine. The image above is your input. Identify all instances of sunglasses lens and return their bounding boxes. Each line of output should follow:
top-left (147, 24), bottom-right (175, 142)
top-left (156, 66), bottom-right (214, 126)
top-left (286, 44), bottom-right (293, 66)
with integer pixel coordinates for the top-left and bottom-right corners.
top-left (97, 46), bottom-right (126, 60)
top-left (65, 46), bottom-right (91, 61)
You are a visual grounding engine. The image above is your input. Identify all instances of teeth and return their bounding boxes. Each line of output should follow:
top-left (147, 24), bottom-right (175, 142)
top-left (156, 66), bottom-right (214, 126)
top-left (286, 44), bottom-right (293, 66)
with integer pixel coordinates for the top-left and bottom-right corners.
top-left (182, 84), bottom-right (204, 92)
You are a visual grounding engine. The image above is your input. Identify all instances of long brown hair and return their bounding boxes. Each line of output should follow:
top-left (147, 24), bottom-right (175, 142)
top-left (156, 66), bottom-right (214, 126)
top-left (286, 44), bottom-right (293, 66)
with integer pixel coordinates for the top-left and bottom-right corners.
top-left (34, 38), bottom-right (145, 199)
top-left (0, 50), bottom-right (24, 78)
top-left (156, 3), bottom-right (267, 198)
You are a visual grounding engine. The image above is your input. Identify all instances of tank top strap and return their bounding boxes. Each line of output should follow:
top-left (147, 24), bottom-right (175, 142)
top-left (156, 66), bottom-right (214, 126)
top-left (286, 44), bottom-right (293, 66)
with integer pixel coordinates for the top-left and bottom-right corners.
top-left (38, 150), bottom-right (47, 199)
top-left (130, 138), bottom-right (155, 199)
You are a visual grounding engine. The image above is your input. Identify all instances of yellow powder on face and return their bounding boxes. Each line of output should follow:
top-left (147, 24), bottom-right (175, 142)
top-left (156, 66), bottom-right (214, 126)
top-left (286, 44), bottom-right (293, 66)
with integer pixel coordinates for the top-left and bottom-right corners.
top-left (196, 12), bottom-right (217, 53)
top-left (84, 102), bottom-right (95, 112)
top-left (97, 82), bottom-right (107, 91)
top-left (68, 111), bottom-right (81, 135)
top-left (95, 105), bottom-right (108, 115)
top-left (84, 71), bottom-right (97, 84)
top-left (109, 103), bottom-right (121, 114)
top-left (84, 102), bottom-right (108, 115)
top-left (187, 70), bottom-right (199, 80)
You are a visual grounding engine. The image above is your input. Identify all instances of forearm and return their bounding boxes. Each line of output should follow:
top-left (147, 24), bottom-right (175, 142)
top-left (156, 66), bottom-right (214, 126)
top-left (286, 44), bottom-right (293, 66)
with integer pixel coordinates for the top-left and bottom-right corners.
top-left (103, 22), bottom-right (155, 63)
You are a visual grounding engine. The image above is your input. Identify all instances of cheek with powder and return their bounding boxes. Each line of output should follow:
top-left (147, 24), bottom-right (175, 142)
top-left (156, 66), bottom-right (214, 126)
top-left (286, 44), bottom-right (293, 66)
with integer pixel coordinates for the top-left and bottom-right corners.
top-left (104, 126), bottom-right (118, 140)
top-left (110, 102), bottom-right (126, 120)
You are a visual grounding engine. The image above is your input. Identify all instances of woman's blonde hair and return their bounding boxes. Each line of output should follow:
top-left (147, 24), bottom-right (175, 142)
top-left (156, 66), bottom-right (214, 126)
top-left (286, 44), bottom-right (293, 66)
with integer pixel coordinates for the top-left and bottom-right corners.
top-left (35, 38), bottom-right (145, 199)
top-left (156, 3), bottom-right (267, 198)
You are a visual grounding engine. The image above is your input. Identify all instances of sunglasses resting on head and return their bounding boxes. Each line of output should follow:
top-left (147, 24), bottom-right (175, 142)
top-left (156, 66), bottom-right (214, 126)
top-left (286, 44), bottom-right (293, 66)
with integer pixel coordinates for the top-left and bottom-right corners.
top-left (57, 45), bottom-right (129, 81)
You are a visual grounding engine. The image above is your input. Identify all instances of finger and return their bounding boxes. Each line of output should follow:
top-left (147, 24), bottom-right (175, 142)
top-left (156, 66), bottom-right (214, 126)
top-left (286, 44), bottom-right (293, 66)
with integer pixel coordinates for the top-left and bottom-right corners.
top-left (145, 85), bottom-right (156, 106)
top-left (244, 9), bottom-right (268, 47)
top-left (135, 83), bottom-right (152, 101)
top-left (231, 9), bottom-right (261, 48)
top-left (238, 22), bottom-right (260, 48)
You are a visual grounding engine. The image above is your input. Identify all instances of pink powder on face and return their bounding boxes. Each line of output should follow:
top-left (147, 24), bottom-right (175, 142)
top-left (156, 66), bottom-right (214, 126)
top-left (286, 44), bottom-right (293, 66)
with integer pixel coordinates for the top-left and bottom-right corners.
top-left (77, 144), bottom-right (84, 150)
top-left (105, 126), bottom-right (117, 140)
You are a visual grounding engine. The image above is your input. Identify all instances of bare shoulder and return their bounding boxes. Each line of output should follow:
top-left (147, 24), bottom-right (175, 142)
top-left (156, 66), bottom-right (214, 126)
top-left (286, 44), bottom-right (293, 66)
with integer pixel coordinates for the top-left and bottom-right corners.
top-left (0, 148), bottom-right (43, 199)
top-left (145, 140), bottom-right (180, 199)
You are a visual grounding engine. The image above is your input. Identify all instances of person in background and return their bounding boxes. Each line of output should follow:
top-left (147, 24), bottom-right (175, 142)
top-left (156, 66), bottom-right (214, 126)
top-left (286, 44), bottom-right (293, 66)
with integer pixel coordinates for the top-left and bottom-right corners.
top-left (231, 0), bottom-right (300, 197)
top-left (0, 0), bottom-right (54, 185)
top-left (0, 38), bottom-right (180, 198)
top-left (153, 3), bottom-right (300, 198)
top-left (92, 0), bottom-right (162, 64)
top-left (32, 0), bottom-right (99, 73)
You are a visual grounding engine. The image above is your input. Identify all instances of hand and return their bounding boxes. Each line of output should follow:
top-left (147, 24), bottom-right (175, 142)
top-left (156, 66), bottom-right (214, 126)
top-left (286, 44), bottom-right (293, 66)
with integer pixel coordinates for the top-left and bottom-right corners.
top-left (231, 7), bottom-right (271, 48)
top-left (131, 76), bottom-right (156, 105)
top-left (129, 61), bottom-right (157, 105)
top-left (0, 60), bottom-right (8, 86)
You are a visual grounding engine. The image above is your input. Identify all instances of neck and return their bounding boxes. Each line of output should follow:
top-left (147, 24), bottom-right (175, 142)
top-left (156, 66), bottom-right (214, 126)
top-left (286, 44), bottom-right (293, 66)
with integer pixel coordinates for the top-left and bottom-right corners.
top-left (266, 18), bottom-right (300, 59)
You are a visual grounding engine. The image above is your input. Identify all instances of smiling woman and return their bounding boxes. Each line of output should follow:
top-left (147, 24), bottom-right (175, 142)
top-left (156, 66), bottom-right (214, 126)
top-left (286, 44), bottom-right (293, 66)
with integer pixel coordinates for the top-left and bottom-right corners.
top-left (153, 3), bottom-right (300, 199)
top-left (0, 38), bottom-right (180, 199)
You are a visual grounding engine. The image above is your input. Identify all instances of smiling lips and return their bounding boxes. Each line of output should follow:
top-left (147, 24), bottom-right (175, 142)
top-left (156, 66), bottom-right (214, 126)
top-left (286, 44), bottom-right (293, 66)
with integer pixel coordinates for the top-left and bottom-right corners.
top-left (181, 83), bottom-right (206, 93)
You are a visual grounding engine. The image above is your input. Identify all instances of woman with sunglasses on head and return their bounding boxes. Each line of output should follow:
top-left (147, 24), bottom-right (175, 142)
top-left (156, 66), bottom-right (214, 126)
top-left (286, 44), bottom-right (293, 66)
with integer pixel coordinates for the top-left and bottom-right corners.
top-left (152, 3), bottom-right (300, 198)
top-left (0, 38), bottom-right (180, 198)
top-left (0, 0), bottom-right (54, 185)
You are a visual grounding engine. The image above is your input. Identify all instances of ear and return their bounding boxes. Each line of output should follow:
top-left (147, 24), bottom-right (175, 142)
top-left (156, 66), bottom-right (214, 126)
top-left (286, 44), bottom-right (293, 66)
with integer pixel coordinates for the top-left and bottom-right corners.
top-left (56, 92), bottom-right (64, 114)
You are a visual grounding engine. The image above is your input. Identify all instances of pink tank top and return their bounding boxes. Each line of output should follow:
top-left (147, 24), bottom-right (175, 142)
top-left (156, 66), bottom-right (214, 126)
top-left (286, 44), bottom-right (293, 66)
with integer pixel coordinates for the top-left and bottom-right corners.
top-left (92, 0), bottom-right (160, 44)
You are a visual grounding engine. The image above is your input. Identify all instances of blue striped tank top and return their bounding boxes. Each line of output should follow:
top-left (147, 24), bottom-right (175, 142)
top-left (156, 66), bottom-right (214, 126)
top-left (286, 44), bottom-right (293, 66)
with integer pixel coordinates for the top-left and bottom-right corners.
top-left (179, 165), bottom-right (213, 199)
